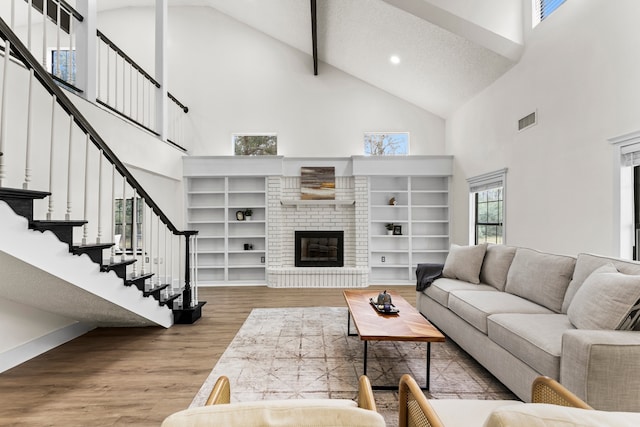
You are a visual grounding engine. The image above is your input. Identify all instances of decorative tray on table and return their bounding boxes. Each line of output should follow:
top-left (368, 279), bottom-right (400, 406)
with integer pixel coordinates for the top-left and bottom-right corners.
top-left (369, 298), bottom-right (400, 314)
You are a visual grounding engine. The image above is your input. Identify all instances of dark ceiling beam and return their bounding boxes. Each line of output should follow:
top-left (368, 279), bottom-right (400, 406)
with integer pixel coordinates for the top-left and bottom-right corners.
top-left (310, 0), bottom-right (318, 75)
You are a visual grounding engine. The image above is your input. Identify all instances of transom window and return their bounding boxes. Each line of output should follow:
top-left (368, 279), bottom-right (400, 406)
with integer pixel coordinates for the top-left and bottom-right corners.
top-left (533, 0), bottom-right (567, 27)
top-left (233, 134), bottom-right (277, 156)
top-left (364, 132), bottom-right (409, 155)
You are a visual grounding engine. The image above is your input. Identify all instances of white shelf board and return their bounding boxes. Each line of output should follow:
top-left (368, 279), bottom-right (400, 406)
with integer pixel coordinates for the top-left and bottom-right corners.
top-left (280, 199), bottom-right (355, 208)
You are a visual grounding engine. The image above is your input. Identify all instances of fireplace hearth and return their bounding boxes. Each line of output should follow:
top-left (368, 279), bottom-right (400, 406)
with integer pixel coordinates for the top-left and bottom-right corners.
top-left (295, 230), bottom-right (344, 267)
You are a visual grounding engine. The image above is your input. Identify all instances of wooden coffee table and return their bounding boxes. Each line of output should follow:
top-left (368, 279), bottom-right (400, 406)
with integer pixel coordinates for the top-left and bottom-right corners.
top-left (343, 289), bottom-right (445, 390)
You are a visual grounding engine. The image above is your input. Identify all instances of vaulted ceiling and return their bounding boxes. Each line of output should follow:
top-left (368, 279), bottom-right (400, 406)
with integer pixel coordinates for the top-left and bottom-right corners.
top-left (100, 0), bottom-right (524, 118)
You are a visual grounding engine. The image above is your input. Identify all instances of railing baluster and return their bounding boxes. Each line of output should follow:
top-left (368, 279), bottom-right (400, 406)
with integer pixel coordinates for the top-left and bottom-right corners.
top-left (97, 38), bottom-right (101, 99)
top-left (10, 0), bottom-right (15, 30)
top-left (106, 45), bottom-right (110, 105)
top-left (121, 175), bottom-right (126, 262)
top-left (42, 0), bottom-right (46, 68)
top-left (148, 207), bottom-right (154, 289)
top-left (0, 40), bottom-right (10, 187)
top-left (96, 151), bottom-right (103, 243)
top-left (114, 54), bottom-right (118, 111)
top-left (129, 63), bottom-right (133, 118)
top-left (131, 189), bottom-right (138, 276)
top-left (82, 134), bottom-right (89, 245)
top-left (47, 95), bottom-right (56, 220)
top-left (67, 17), bottom-right (73, 85)
top-left (55, 4), bottom-right (61, 78)
top-left (65, 115), bottom-right (73, 220)
top-left (164, 226), bottom-right (168, 289)
top-left (110, 165), bottom-right (116, 262)
top-left (140, 202), bottom-right (147, 275)
top-left (27, 0), bottom-right (32, 50)
top-left (23, 69), bottom-right (34, 189)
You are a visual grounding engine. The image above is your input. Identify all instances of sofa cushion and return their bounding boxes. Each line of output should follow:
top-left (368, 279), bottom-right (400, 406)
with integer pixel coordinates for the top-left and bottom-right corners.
top-left (479, 245), bottom-right (517, 291)
top-left (429, 399), bottom-right (523, 427)
top-left (424, 278), bottom-right (498, 307)
top-left (448, 291), bottom-right (553, 334)
top-left (484, 403), bottom-right (640, 427)
top-left (505, 248), bottom-right (576, 313)
top-left (442, 244), bottom-right (488, 284)
top-left (488, 314), bottom-right (574, 379)
top-left (161, 399), bottom-right (386, 427)
top-left (567, 263), bottom-right (640, 330)
top-left (562, 253), bottom-right (640, 313)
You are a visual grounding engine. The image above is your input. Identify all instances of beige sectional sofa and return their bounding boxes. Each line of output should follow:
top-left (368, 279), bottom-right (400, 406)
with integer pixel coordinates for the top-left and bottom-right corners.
top-left (416, 244), bottom-right (640, 411)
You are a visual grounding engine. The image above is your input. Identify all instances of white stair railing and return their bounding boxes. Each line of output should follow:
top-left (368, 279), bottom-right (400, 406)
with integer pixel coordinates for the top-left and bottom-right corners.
top-left (0, 16), bottom-right (200, 313)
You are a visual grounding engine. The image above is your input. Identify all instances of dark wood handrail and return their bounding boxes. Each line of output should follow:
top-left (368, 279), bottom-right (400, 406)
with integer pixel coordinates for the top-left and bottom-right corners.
top-left (59, 0), bottom-right (84, 22)
top-left (96, 30), bottom-right (189, 114)
top-left (96, 29), bottom-right (160, 88)
top-left (0, 16), bottom-right (194, 237)
top-left (168, 92), bottom-right (189, 113)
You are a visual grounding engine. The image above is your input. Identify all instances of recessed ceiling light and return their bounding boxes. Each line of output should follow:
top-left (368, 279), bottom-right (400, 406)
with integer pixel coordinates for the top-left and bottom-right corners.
top-left (390, 55), bottom-right (400, 65)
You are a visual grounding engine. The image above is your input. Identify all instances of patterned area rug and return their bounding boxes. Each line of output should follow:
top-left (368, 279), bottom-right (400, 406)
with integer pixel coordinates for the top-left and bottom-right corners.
top-left (191, 307), bottom-right (516, 425)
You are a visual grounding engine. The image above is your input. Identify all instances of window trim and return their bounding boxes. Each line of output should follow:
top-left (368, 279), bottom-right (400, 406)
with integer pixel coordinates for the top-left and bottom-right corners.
top-left (467, 168), bottom-right (508, 245)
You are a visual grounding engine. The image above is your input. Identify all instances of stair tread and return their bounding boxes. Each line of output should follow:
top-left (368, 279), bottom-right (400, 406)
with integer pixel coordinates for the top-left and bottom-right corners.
top-left (72, 243), bottom-right (114, 250)
top-left (31, 219), bottom-right (88, 227)
top-left (125, 272), bottom-right (154, 281)
top-left (0, 187), bottom-right (50, 199)
top-left (102, 259), bottom-right (137, 270)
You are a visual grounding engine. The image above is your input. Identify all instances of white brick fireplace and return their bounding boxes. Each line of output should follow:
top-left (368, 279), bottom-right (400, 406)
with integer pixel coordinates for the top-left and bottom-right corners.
top-left (266, 174), bottom-right (369, 287)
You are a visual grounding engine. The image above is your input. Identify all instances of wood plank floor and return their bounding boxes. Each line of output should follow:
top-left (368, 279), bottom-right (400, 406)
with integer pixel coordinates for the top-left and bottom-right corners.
top-left (0, 285), bottom-right (416, 426)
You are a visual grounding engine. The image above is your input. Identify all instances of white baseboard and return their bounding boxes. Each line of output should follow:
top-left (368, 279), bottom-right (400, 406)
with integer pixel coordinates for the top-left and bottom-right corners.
top-left (0, 322), bottom-right (95, 373)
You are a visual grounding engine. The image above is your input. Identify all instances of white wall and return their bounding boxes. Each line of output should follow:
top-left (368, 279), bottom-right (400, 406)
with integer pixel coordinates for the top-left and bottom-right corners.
top-left (95, 6), bottom-right (446, 157)
top-left (447, 0), bottom-right (640, 256)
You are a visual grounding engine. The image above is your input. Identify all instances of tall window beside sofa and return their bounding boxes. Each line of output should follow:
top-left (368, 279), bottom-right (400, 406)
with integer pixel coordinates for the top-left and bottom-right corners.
top-left (467, 169), bottom-right (507, 245)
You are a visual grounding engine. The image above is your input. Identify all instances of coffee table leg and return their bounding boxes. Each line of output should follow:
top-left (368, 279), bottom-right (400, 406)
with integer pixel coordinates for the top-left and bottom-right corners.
top-left (347, 310), bottom-right (357, 336)
top-left (363, 341), bottom-right (368, 375)
top-left (426, 342), bottom-right (431, 391)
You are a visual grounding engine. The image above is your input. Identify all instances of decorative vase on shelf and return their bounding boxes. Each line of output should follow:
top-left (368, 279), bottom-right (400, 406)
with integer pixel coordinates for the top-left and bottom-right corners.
top-left (244, 209), bottom-right (253, 221)
top-left (385, 223), bottom-right (394, 235)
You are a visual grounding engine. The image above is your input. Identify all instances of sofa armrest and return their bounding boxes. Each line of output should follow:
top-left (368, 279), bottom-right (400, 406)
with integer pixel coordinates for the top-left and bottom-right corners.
top-left (398, 374), bottom-right (445, 427)
top-left (357, 375), bottom-right (377, 411)
top-left (205, 376), bottom-right (231, 405)
top-left (561, 329), bottom-right (640, 411)
top-left (531, 376), bottom-right (592, 409)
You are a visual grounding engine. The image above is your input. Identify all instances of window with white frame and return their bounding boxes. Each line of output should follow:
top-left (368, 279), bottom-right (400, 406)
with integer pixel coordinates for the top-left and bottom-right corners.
top-left (364, 132), bottom-right (409, 155)
top-left (532, 0), bottom-right (567, 27)
top-left (233, 134), bottom-right (277, 156)
top-left (468, 169), bottom-right (507, 245)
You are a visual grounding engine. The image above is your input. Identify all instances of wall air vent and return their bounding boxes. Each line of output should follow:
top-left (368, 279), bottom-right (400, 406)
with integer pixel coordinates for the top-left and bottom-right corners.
top-left (518, 111), bottom-right (537, 131)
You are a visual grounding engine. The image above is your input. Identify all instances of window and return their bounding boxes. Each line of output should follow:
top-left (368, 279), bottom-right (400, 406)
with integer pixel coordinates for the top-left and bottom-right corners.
top-left (51, 49), bottom-right (76, 83)
top-left (474, 188), bottom-right (503, 244)
top-left (233, 134), bottom-right (277, 155)
top-left (364, 132), bottom-right (409, 155)
top-left (467, 169), bottom-right (507, 245)
top-left (114, 197), bottom-right (143, 251)
top-left (533, 0), bottom-right (566, 27)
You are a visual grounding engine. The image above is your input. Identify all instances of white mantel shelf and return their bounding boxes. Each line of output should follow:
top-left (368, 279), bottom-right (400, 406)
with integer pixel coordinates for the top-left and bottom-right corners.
top-left (280, 200), bottom-right (355, 209)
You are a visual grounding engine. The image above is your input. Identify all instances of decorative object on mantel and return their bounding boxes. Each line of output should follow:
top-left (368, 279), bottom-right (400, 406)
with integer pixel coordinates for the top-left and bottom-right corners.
top-left (389, 197), bottom-right (396, 206)
top-left (393, 225), bottom-right (402, 235)
top-left (235, 210), bottom-right (244, 221)
top-left (301, 166), bottom-right (335, 200)
top-left (244, 209), bottom-right (253, 221)
top-left (385, 223), bottom-right (394, 235)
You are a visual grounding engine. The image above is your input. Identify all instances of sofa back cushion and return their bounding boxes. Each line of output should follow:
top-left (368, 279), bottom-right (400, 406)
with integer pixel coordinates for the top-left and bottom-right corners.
top-left (479, 245), bottom-right (517, 291)
top-left (562, 253), bottom-right (640, 313)
top-left (567, 263), bottom-right (640, 330)
top-left (484, 403), bottom-right (640, 427)
top-left (442, 244), bottom-right (488, 284)
top-left (505, 248), bottom-right (576, 313)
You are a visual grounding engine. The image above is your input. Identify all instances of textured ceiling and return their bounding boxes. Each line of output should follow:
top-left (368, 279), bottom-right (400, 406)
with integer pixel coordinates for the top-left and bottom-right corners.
top-left (94, 0), bottom-right (517, 117)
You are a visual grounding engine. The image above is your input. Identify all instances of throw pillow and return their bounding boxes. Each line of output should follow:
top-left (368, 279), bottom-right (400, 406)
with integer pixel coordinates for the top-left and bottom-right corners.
top-left (479, 245), bottom-right (517, 291)
top-left (442, 244), bottom-right (488, 284)
top-left (567, 263), bottom-right (640, 330)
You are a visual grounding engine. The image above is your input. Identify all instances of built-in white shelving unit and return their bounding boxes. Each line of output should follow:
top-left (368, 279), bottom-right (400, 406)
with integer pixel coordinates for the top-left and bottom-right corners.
top-left (369, 175), bottom-right (449, 283)
top-left (186, 176), bottom-right (266, 285)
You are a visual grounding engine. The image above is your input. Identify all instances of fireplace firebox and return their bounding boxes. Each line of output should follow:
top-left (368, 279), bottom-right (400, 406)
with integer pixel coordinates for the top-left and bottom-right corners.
top-left (295, 230), bottom-right (344, 267)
